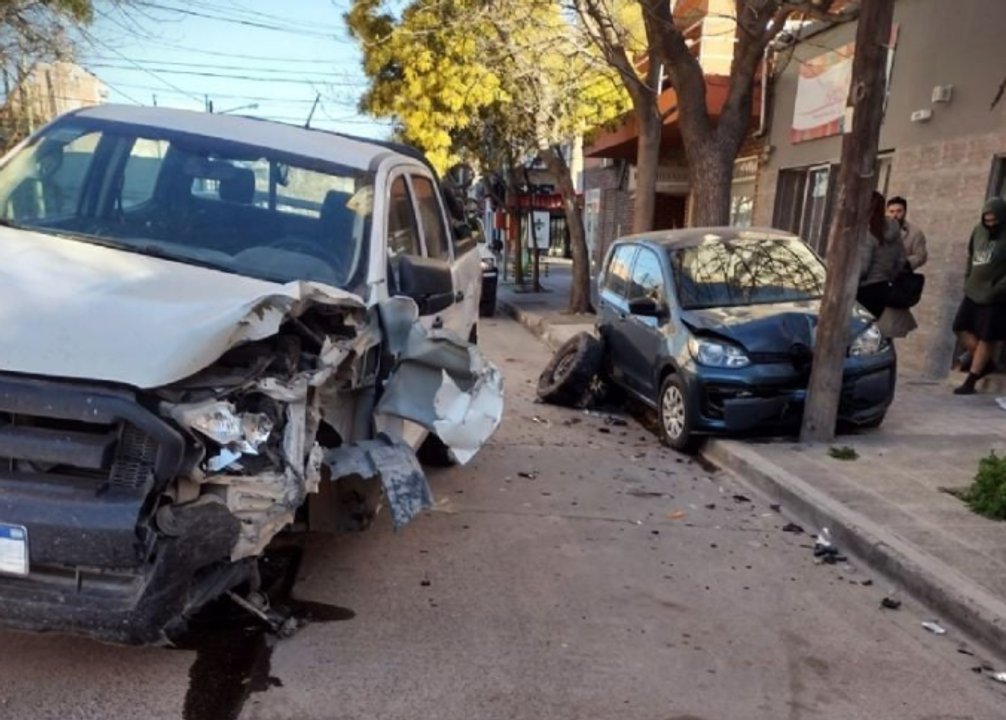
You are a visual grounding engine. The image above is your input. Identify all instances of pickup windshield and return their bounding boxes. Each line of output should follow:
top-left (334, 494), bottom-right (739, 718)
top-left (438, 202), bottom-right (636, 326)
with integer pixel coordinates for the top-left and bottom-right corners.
top-left (0, 119), bottom-right (374, 289)
top-left (671, 236), bottom-right (826, 310)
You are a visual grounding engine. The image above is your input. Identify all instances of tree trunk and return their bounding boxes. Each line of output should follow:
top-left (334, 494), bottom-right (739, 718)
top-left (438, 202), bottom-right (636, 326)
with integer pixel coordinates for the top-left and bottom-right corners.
top-left (633, 103), bottom-right (662, 233)
top-left (687, 140), bottom-right (735, 226)
top-left (801, 0), bottom-right (894, 442)
top-left (540, 146), bottom-right (591, 314)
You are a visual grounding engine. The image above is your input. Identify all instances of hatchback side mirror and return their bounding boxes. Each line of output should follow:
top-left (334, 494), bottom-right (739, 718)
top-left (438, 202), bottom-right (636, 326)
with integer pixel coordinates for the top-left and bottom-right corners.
top-left (628, 297), bottom-right (668, 318)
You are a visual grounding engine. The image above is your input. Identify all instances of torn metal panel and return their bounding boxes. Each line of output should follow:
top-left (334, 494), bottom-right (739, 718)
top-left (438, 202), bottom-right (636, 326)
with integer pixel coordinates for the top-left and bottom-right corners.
top-left (323, 434), bottom-right (432, 530)
top-left (375, 299), bottom-right (503, 464)
top-left (432, 367), bottom-right (504, 465)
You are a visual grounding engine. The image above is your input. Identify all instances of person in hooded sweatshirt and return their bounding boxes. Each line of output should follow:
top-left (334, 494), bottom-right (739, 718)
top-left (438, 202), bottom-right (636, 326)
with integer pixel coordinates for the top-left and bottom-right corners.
top-left (952, 197), bottom-right (1006, 395)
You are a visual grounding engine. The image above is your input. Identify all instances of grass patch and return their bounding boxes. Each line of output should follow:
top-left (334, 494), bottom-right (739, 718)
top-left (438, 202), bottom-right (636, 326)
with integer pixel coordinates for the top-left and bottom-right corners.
top-left (828, 446), bottom-right (859, 461)
top-left (962, 452), bottom-right (1006, 520)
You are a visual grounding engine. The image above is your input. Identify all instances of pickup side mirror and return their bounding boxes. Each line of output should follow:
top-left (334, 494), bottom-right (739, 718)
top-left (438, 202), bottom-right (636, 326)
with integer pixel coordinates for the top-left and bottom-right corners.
top-left (628, 297), bottom-right (668, 319)
top-left (398, 254), bottom-right (456, 315)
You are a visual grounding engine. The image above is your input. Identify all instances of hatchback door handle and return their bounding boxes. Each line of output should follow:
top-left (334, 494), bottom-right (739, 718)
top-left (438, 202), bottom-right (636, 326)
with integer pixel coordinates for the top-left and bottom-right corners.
top-left (455, 290), bottom-right (464, 301)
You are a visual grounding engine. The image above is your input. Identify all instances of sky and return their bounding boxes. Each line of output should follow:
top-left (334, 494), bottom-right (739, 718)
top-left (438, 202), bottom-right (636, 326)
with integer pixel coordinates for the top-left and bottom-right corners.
top-left (75, 0), bottom-right (394, 140)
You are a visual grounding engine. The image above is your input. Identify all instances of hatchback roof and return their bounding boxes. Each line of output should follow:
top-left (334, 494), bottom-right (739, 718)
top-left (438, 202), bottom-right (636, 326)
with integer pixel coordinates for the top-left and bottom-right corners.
top-left (616, 227), bottom-right (799, 250)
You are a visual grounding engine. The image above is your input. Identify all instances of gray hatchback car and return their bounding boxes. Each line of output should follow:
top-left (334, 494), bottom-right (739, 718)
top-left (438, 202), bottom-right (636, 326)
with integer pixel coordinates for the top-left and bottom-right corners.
top-left (596, 228), bottom-right (896, 451)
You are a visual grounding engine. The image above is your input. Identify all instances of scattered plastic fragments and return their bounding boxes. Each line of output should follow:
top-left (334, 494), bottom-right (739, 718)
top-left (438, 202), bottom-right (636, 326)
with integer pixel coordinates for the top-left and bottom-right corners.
top-left (812, 528), bottom-right (847, 563)
top-left (782, 522), bottom-right (805, 534)
top-left (732, 494), bottom-right (752, 503)
top-left (989, 671), bottom-right (1006, 684)
top-left (518, 471), bottom-right (538, 479)
top-left (531, 416), bottom-right (549, 425)
top-left (668, 510), bottom-right (686, 520)
top-left (921, 621), bottom-right (947, 635)
top-left (881, 597), bottom-right (902, 610)
top-left (996, 397), bottom-right (1006, 412)
top-left (769, 503), bottom-right (782, 512)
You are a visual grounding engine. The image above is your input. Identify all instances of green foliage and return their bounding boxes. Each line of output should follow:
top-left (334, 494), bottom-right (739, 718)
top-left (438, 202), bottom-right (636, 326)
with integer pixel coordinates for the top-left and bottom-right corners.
top-left (828, 446), bottom-right (859, 461)
top-left (345, 0), bottom-right (630, 173)
top-left (963, 452), bottom-right (1006, 520)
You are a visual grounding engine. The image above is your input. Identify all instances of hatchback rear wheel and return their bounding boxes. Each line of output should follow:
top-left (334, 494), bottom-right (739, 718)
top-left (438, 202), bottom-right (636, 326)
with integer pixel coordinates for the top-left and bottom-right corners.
top-left (658, 374), bottom-right (698, 453)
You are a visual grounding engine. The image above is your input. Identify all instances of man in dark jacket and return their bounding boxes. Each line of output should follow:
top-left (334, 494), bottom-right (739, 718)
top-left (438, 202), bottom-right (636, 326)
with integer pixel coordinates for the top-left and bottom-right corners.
top-left (952, 197), bottom-right (1006, 394)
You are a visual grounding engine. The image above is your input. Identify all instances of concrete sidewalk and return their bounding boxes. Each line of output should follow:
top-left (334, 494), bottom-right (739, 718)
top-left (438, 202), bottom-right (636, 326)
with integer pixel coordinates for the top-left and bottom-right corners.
top-left (496, 260), bottom-right (594, 350)
top-left (499, 274), bottom-right (1006, 656)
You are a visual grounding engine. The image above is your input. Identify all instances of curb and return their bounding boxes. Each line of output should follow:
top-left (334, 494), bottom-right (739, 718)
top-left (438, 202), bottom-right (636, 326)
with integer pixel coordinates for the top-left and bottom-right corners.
top-left (497, 298), bottom-right (594, 351)
top-left (705, 439), bottom-right (1006, 655)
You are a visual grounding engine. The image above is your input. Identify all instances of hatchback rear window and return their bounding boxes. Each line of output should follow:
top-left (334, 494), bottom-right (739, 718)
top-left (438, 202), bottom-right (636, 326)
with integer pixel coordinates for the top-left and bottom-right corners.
top-left (671, 236), bottom-right (825, 310)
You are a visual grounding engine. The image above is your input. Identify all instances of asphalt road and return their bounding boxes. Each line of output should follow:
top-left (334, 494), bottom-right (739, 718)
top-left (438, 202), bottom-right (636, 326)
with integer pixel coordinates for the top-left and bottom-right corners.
top-left (0, 317), bottom-right (1002, 720)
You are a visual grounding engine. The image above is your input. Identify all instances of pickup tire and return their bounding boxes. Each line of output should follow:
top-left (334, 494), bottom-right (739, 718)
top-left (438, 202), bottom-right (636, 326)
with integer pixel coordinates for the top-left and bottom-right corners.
top-left (417, 434), bottom-right (455, 467)
top-left (537, 332), bottom-right (603, 408)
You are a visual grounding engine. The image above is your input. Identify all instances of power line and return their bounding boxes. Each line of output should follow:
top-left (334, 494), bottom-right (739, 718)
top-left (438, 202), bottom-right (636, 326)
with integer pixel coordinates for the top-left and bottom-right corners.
top-left (133, 1), bottom-right (351, 40)
top-left (83, 11), bottom-right (205, 103)
top-left (84, 63), bottom-right (370, 86)
top-left (84, 57), bottom-right (367, 79)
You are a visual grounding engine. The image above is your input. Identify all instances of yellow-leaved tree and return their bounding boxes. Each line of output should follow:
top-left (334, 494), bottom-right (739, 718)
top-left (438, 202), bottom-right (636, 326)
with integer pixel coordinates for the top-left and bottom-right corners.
top-left (346, 0), bottom-right (630, 312)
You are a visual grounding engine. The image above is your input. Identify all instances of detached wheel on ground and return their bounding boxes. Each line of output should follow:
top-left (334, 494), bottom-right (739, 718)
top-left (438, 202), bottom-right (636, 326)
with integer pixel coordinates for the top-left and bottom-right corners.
top-left (536, 332), bottom-right (604, 408)
top-left (657, 374), bottom-right (699, 453)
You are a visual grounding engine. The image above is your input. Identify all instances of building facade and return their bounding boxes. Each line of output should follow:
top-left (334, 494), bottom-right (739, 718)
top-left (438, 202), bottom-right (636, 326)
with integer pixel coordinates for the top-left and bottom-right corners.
top-left (582, 0), bottom-right (764, 272)
top-left (755, 0), bottom-right (1006, 377)
top-left (3, 62), bottom-right (106, 149)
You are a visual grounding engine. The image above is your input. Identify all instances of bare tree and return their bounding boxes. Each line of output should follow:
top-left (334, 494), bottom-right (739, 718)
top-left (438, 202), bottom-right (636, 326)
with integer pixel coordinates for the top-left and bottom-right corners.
top-left (573, 0), bottom-right (666, 233)
top-left (634, 0), bottom-right (857, 226)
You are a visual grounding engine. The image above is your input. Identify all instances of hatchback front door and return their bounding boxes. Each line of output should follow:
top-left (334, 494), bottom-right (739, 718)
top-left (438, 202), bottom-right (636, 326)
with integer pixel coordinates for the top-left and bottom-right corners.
top-left (621, 247), bottom-right (670, 398)
top-left (597, 243), bottom-right (637, 388)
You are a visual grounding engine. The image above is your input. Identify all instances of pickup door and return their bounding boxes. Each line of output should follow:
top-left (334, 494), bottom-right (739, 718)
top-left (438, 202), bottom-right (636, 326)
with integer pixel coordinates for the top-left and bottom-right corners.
top-left (384, 167), bottom-right (478, 340)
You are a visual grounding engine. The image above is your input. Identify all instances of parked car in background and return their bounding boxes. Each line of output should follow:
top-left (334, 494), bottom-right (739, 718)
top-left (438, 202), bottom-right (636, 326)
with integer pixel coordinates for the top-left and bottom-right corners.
top-left (471, 217), bottom-right (498, 316)
top-left (0, 105), bottom-right (502, 644)
top-left (542, 228), bottom-right (895, 451)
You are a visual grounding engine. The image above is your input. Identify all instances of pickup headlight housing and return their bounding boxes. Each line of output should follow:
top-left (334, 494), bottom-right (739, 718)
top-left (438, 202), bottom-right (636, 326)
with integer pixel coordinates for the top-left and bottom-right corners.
top-left (849, 324), bottom-right (885, 356)
top-left (688, 337), bottom-right (751, 368)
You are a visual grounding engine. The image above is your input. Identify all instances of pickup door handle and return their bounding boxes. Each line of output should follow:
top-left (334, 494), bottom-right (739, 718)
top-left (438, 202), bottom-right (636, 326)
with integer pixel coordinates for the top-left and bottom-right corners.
top-left (455, 290), bottom-right (465, 302)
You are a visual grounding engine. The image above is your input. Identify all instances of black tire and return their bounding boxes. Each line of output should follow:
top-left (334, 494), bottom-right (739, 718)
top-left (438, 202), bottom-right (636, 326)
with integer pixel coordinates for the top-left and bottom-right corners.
top-left (417, 434), bottom-right (455, 467)
top-left (468, 324), bottom-right (478, 345)
top-left (857, 411), bottom-right (886, 430)
top-left (657, 374), bottom-right (699, 453)
top-left (479, 301), bottom-right (496, 318)
top-left (537, 332), bottom-right (604, 407)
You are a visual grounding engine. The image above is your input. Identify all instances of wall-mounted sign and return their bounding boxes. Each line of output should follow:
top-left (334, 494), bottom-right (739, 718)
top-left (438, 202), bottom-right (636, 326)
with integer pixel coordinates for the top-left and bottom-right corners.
top-left (791, 42), bottom-right (855, 144)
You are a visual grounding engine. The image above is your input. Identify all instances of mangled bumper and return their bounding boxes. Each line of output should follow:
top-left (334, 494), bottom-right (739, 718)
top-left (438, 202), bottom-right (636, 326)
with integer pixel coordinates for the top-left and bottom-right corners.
top-left (689, 356), bottom-right (896, 433)
top-left (0, 294), bottom-right (503, 643)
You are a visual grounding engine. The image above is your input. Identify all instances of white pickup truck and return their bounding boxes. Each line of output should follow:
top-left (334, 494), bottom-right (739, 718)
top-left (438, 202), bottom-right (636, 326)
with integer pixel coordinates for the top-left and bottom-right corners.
top-left (0, 105), bottom-right (502, 644)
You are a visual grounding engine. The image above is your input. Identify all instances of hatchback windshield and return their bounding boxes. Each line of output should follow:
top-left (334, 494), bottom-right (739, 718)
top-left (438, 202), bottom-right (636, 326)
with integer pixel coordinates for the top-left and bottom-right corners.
top-left (0, 120), bottom-right (374, 288)
top-left (671, 236), bottom-right (826, 310)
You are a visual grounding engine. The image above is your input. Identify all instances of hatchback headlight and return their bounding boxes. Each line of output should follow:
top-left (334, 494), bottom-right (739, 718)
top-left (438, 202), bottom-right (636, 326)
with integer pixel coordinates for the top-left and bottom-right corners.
top-left (688, 337), bottom-right (751, 368)
top-left (849, 325), bottom-right (884, 356)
